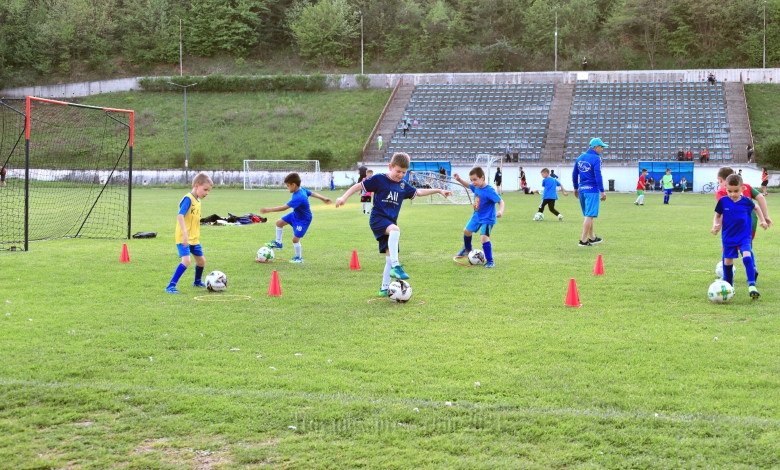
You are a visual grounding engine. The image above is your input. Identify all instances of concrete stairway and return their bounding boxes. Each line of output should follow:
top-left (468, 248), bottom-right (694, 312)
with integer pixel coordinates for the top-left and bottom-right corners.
top-left (364, 84), bottom-right (416, 162)
top-left (542, 83), bottom-right (574, 162)
top-left (723, 82), bottom-right (753, 163)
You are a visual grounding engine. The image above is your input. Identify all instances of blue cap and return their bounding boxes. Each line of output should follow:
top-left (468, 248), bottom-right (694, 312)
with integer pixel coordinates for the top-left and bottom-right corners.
top-left (589, 138), bottom-right (609, 149)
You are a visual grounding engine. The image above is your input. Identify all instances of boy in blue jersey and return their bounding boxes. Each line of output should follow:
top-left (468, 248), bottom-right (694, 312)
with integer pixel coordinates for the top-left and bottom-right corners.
top-left (572, 138), bottom-right (607, 247)
top-left (335, 152), bottom-right (452, 296)
top-left (711, 174), bottom-right (768, 299)
top-left (262, 172), bottom-right (332, 263)
top-left (166, 172), bottom-right (213, 294)
top-left (453, 167), bottom-right (505, 268)
top-left (537, 168), bottom-right (568, 221)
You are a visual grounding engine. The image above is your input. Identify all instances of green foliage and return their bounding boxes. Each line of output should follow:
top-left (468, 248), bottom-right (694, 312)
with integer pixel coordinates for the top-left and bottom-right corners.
top-left (2, 191), bottom-right (780, 467)
top-left (757, 139), bottom-right (780, 168)
top-left (307, 147), bottom-right (334, 168)
top-left (139, 74), bottom-right (328, 92)
top-left (355, 74), bottom-right (371, 89)
top-left (291, 0), bottom-right (359, 67)
top-left (187, 0), bottom-right (267, 57)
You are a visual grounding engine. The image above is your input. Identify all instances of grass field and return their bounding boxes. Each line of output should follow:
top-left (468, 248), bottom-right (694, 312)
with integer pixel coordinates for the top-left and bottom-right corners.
top-left (2, 188), bottom-right (780, 468)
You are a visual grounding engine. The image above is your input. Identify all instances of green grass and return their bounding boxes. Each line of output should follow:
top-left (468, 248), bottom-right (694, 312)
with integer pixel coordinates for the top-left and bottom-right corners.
top-left (79, 89), bottom-right (391, 170)
top-left (743, 84), bottom-right (780, 162)
top-left (2, 189), bottom-right (780, 468)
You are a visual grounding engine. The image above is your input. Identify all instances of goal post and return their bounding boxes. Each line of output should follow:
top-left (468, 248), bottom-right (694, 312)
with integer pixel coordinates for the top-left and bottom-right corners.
top-left (410, 171), bottom-right (473, 205)
top-left (243, 160), bottom-right (326, 190)
top-left (0, 96), bottom-right (134, 251)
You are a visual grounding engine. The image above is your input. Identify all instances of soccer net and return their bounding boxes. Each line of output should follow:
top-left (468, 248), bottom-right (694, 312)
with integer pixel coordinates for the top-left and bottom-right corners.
top-left (243, 160), bottom-right (326, 190)
top-left (473, 154), bottom-right (501, 175)
top-left (0, 97), bottom-right (134, 251)
top-left (411, 171), bottom-right (472, 205)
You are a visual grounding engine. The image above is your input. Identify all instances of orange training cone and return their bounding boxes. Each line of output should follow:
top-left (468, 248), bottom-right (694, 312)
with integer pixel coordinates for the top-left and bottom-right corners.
top-left (268, 270), bottom-right (282, 297)
top-left (350, 250), bottom-right (361, 270)
top-left (565, 278), bottom-right (581, 307)
top-left (120, 243), bottom-right (131, 263)
top-left (593, 254), bottom-right (604, 275)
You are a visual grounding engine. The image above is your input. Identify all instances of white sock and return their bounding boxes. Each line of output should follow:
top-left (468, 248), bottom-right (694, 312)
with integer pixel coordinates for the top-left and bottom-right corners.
top-left (276, 227), bottom-right (283, 243)
top-left (388, 230), bottom-right (400, 267)
top-left (382, 257), bottom-right (392, 289)
top-left (294, 242), bottom-right (302, 259)
top-left (638, 194), bottom-right (644, 204)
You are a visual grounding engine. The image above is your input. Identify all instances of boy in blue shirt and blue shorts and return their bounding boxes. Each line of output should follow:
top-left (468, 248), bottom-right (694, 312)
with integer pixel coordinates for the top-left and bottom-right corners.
top-left (572, 138), bottom-right (607, 247)
top-left (453, 167), bottom-right (504, 268)
top-left (335, 153), bottom-right (452, 296)
top-left (262, 172), bottom-right (332, 263)
top-left (711, 173), bottom-right (768, 299)
top-left (166, 172), bottom-right (213, 294)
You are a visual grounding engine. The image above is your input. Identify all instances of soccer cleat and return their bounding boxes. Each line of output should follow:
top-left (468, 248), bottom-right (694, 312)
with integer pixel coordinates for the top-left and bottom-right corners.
top-left (578, 240), bottom-right (592, 247)
top-left (289, 257), bottom-right (304, 263)
top-left (485, 261), bottom-right (496, 268)
top-left (454, 248), bottom-right (469, 258)
top-left (390, 264), bottom-right (410, 280)
top-left (640, 204), bottom-right (644, 206)
top-left (378, 289), bottom-right (388, 297)
top-left (749, 286), bottom-right (760, 299)
top-left (193, 281), bottom-right (207, 288)
top-left (266, 240), bottom-right (283, 249)
top-left (259, 217), bottom-right (268, 223)
top-left (558, 214), bottom-right (563, 221)
top-left (589, 237), bottom-right (603, 244)
top-left (165, 286), bottom-right (180, 294)
top-left (634, 202), bottom-right (639, 205)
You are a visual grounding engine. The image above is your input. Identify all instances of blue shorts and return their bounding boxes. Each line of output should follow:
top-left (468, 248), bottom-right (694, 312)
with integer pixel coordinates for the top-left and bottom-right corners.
top-left (723, 242), bottom-right (752, 259)
top-left (370, 217), bottom-right (398, 254)
top-left (664, 188), bottom-right (673, 196)
top-left (281, 213), bottom-right (311, 238)
top-left (579, 192), bottom-right (600, 218)
top-left (465, 213), bottom-right (493, 236)
top-left (177, 243), bottom-right (204, 258)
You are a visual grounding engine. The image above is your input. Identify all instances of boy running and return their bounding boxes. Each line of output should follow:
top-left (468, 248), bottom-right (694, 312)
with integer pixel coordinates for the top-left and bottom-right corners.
top-left (537, 167), bottom-right (567, 220)
top-left (262, 172), bottom-right (332, 263)
top-left (335, 152), bottom-right (451, 296)
top-left (634, 168), bottom-right (647, 205)
top-left (453, 167), bottom-right (505, 268)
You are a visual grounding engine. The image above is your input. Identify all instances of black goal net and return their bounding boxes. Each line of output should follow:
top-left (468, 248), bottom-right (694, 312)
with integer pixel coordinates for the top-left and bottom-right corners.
top-left (0, 97), bottom-right (134, 251)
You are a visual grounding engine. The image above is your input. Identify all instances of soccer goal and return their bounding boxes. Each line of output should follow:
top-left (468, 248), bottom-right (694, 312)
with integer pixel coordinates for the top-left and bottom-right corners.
top-left (411, 171), bottom-right (473, 205)
top-left (0, 97), bottom-right (134, 251)
top-left (243, 160), bottom-right (326, 190)
top-left (473, 154), bottom-right (501, 175)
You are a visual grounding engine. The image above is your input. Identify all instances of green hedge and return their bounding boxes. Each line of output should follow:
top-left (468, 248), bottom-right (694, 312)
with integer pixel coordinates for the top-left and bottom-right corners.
top-left (138, 74), bottom-right (328, 92)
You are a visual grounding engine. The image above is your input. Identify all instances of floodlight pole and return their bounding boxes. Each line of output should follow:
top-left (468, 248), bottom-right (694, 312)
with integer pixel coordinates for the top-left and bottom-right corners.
top-left (179, 17), bottom-right (183, 76)
top-left (360, 11), bottom-right (364, 75)
top-left (167, 82), bottom-right (198, 183)
top-left (763, 0), bottom-right (767, 68)
top-left (554, 11), bottom-right (558, 72)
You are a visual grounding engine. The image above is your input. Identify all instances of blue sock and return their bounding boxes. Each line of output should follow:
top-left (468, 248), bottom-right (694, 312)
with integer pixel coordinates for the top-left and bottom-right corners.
top-left (464, 235), bottom-right (473, 251)
top-left (724, 260), bottom-right (734, 286)
top-left (168, 263), bottom-right (187, 288)
top-left (195, 265), bottom-right (204, 284)
top-left (743, 255), bottom-right (756, 286)
top-left (483, 241), bottom-right (493, 262)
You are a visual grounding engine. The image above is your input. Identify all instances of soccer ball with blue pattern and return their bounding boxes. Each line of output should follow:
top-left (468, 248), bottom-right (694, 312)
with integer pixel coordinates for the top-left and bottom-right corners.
top-left (205, 271), bottom-right (228, 292)
top-left (707, 280), bottom-right (734, 303)
top-left (533, 212), bottom-right (544, 221)
top-left (256, 246), bottom-right (275, 262)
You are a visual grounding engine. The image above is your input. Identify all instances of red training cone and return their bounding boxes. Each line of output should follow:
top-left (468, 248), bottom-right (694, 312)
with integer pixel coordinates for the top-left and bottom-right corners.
top-left (565, 278), bottom-right (581, 307)
top-left (593, 254), bottom-right (604, 275)
top-left (350, 250), bottom-right (361, 270)
top-left (268, 270), bottom-right (282, 297)
top-left (120, 243), bottom-right (131, 263)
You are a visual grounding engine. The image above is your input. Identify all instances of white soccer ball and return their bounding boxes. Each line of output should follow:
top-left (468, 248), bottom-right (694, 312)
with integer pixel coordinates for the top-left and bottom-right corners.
top-left (388, 280), bottom-right (412, 303)
top-left (256, 246), bottom-right (275, 262)
top-left (468, 249), bottom-right (486, 265)
top-left (708, 280), bottom-right (735, 303)
top-left (715, 261), bottom-right (737, 279)
top-left (533, 212), bottom-right (544, 221)
top-left (205, 270), bottom-right (228, 292)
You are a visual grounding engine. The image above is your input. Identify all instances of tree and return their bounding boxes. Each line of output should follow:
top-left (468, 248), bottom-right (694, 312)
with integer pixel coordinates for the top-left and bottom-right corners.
top-left (609, 0), bottom-right (670, 69)
top-left (291, 0), bottom-right (359, 67)
top-left (188, 0), bottom-right (267, 57)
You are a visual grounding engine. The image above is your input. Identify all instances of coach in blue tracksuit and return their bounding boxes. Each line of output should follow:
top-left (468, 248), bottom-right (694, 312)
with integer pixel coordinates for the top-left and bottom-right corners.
top-left (572, 138), bottom-right (607, 247)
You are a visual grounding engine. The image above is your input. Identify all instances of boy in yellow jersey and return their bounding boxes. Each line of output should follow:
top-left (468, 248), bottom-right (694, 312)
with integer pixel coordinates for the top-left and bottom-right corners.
top-left (166, 173), bottom-right (213, 294)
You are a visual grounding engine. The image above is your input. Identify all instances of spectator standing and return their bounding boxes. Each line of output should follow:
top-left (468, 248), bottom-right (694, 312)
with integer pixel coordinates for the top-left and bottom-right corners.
top-left (358, 163), bottom-right (368, 183)
top-left (519, 167), bottom-right (526, 188)
top-left (402, 120), bottom-right (409, 136)
top-left (505, 144), bottom-right (512, 163)
top-left (439, 167), bottom-right (447, 177)
top-left (707, 73), bottom-right (716, 85)
top-left (572, 138), bottom-right (607, 247)
top-left (582, 57), bottom-right (588, 70)
top-left (550, 170), bottom-right (559, 179)
top-left (747, 144), bottom-right (755, 162)
top-left (761, 167), bottom-right (769, 195)
top-left (700, 148), bottom-right (710, 163)
top-left (494, 167), bottom-right (503, 194)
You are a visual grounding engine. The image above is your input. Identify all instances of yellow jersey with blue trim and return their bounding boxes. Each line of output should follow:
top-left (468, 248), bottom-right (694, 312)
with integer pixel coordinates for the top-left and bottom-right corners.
top-left (175, 193), bottom-right (201, 245)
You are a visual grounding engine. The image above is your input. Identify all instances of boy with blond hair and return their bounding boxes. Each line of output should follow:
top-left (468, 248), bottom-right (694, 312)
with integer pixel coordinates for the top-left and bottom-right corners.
top-left (166, 173), bottom-right (213, 294)
top-left (336, 153), bottom-right (452, 296)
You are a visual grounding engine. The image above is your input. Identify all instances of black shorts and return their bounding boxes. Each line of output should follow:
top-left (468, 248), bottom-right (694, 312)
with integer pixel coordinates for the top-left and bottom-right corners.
top-left (494, 179), bottom-right (502, 186)
top-left (360, 195), bottom-right (372, 203)
top-left (761, 180), bottom-right (768, 187)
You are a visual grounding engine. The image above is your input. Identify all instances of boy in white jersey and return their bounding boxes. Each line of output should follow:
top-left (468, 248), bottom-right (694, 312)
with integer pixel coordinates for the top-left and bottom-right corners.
top-left (335, 153), bottom-right (452, 296)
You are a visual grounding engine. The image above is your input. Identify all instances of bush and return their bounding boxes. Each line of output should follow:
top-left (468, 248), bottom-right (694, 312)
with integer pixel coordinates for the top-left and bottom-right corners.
top-left (355, 75), bottom-right (371, 90)
top-left (308, 148), bottom-right (334, 169)
top-left (138, 74), bottom-right (329, 93)
top-left (757, 139), bottom-right (780, 169)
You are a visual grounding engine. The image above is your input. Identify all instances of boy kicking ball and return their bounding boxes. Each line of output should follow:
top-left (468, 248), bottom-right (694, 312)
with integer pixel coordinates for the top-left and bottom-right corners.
top-left (711, 174), bottom-right (768, 299)
top-left (453, 167), bottom-right (504, 268)
top-left (335, 153), bottom-right (451, 296)
top-left (261, 172), bottom-right (332, 263)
